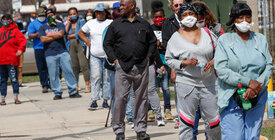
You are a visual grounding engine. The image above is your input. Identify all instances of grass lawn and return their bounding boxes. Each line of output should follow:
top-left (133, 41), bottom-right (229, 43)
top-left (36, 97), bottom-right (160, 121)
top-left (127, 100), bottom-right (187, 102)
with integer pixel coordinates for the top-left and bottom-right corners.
top-left (262, 119), bottom-right (275, 140)
top-left (7, 74), bottom-right (40, 85)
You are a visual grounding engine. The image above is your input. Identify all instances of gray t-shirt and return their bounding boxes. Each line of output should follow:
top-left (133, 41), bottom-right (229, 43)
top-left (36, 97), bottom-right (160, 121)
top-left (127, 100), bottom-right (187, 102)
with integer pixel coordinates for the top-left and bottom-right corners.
top-left (165, 28), bottom-right (217, 87)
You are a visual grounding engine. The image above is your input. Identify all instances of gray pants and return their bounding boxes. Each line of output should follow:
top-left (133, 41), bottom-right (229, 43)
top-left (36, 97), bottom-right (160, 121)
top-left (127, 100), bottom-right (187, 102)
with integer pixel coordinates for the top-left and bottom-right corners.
top-left (176, 83), bottom-right (221, 140)
top-left (112, 63), bottom-right (149, 134)
top-left (130, 65), bottom-right (163, 119)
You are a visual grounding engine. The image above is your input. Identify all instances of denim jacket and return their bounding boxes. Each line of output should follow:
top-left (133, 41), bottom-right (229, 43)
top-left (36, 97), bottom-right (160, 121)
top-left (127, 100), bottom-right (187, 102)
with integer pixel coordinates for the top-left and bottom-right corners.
top-left (214, 31), bottom-right (273, 112)
top-left (65, 18), bottom-right (86, 51)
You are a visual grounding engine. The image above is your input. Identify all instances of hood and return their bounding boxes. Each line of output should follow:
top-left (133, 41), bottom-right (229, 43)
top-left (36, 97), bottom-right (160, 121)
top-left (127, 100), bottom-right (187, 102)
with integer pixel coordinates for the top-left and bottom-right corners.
top-left (1, 22), bottom-right (17, 31)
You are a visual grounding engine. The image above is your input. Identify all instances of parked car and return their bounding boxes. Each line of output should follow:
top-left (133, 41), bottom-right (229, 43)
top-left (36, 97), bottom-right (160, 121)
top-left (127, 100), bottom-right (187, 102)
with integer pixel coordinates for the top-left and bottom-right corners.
top-left (22, 39), bottom-right (38, 75)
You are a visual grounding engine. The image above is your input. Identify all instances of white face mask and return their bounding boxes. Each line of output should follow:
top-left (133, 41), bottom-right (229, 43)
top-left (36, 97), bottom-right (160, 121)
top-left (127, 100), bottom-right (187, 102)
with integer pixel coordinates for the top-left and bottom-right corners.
top-left (37, 17), bottom-right (46, 22)
top-left (235, 21), bottom-right (254, 33)
top-left (196, 21), bottom-right (205, 28)
top-left (180, 16), bottom-right (197, 28)
top-left (86, 16), bottom-right (93, 21)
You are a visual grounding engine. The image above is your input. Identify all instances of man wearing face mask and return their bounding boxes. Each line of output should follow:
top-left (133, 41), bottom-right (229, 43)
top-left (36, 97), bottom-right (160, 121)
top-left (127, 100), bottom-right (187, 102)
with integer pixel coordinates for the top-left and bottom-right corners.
top-left (28, 7), bottom-right (50, 93)
top-left (39, 9), bottom-right (82, 100)
top-left (0, 14), bottom-right (27, 105)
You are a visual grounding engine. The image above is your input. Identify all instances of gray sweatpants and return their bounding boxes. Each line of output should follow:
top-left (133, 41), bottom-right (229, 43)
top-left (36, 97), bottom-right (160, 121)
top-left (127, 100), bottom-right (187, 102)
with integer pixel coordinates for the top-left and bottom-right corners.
top-left (176, 82), bottom-right (221, 140)
top-left (112, 63), bottom-right (149, 134)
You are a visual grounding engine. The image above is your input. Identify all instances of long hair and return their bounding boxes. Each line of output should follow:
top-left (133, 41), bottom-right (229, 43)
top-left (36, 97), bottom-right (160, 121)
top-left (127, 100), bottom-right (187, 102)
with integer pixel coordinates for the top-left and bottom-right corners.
top-left (192, 1), bottom-right (216, 27)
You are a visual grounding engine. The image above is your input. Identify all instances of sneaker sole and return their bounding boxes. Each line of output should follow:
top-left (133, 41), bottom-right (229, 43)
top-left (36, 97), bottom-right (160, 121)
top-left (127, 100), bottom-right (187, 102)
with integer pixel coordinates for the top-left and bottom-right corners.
top-left (88, 107), bottom-right (98, 111)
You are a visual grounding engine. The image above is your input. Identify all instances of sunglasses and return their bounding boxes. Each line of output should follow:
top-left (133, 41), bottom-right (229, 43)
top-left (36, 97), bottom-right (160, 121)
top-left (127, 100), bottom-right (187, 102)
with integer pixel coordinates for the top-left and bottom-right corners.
top-left (174, 3), bottom-right (182, 8)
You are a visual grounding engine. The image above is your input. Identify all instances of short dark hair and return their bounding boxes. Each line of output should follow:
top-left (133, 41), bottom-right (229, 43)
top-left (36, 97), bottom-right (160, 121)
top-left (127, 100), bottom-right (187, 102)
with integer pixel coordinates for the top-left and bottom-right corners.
top-left (1, 14), bottom-right (12, 21)
top-left (68, 7), bottom-right (78, 14)
top-left (226, 2), bottom-right (252, 26)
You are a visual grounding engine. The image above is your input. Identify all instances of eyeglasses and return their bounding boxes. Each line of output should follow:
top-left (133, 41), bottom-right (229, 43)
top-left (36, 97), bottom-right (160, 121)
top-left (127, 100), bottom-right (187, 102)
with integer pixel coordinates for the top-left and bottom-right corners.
top-left (174, 3), bottom-right (182, 8)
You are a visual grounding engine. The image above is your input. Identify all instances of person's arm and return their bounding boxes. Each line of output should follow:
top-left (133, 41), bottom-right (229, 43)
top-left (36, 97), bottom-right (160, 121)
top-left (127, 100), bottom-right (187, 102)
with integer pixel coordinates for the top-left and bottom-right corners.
top-left (75, 19), bottom-right (85, 40)
top-left (256, 36), bottom-right (274, 87)
top-left (38, 25), bottom-right (55, 43)
top-left (78, 29), bottom-right (90, 47)
top-left (15, 28), bottom-right (27, 55)
top-left (162, 19), bottom-right (170, 49)
top-left (214, 38), bottom-right (251, 87)
top-left (146, 24), bottom-right (157, 60)
top-left (27, 22), bottom-right (39, 39)
top-left (46, 30), bottom-right (65, 40)
top-left (103, 24), bottom-right (117, 63)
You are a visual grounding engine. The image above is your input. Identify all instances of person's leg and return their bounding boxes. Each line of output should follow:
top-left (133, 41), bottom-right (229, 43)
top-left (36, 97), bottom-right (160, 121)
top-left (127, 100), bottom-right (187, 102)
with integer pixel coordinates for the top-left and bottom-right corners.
top-left (244, 89), bottom-right (267, 140)
top-left (46, 55), bottom-right (62, 96)
top-left (0, 65), bottom-right (8, 99)
top-left (220, 97), bottom-right (244, 140)
top-left (18, 54), bottom-right (23, 86)
top-left (34, 49), bottom-right (50, 89)
top-left (90, 55), bottom-right (101, 101)
top-left (161, 65), bottom-right (171, 111)
top-left (59, 52), bottom-right (77, 95)
top-left (126, 94), bottom-right (134, 122)
top-left (193, 106), bottom-right (201, 140)
top-left (102, 58), bottom-right (110, 102)
top-left (7, 65), bottom-right (20, 99)
top-left (199, 86), bottom-right (221, 140)
top-left (109, 70), bottom-right (116, 119)
top-left (147, 65), bottom-right (163, 120)
top-left (112, 62), bottom-right (132, 135)
top-left (69, 43), bottom-right (80, 83)
top-left (77, 44), bottom-right (90, 92)
top-left (132, 65), bottom-right (149, 133)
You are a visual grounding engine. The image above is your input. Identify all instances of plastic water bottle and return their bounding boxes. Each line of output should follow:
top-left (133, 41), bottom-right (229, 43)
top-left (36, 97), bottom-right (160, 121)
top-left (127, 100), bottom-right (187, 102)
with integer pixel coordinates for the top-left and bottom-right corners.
top-left (237, 84), bottom-right (252, 110)
top-left (157, 68), bottom-right (162, 78)
top-left (196, 62), bottom-right (205, 70)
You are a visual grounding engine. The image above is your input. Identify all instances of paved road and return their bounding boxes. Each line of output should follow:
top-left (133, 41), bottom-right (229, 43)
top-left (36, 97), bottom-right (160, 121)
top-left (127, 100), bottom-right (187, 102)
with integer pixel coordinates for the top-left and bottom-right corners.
top-left (0, 77), bottom-right (217, 140)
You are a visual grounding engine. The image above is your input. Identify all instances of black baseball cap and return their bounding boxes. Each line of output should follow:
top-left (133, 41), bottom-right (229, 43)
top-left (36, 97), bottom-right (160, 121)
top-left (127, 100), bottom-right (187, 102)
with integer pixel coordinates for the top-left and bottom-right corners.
top-left (45, 9), bottom-right (55, 15)
top-left (1, 14), bottom-right (12, 20)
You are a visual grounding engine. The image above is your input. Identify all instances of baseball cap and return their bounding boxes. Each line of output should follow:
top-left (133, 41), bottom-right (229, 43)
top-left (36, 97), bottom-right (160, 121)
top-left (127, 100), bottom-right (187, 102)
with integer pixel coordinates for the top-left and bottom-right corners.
top-left (113, 2), bottom-right (120, 9)
top-left (37, 8), bottom-right (46, 16)
top-left (45, 9), bottom-right (55, 15)
top-left (94, 3), bottom-right (106, 12)
top-left (1, 14), bottom-right (12, 20)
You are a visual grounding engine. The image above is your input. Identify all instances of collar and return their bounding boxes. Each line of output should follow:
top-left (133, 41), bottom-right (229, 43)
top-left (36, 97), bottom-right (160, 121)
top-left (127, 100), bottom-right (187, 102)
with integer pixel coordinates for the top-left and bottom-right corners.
top-left (121, 15), bottom-right (142, 23)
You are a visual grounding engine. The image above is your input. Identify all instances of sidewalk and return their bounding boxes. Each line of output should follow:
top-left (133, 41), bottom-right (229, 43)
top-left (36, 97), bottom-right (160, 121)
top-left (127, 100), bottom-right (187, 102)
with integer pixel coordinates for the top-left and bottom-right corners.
top-left (0, 77), bottom-right (266, 140)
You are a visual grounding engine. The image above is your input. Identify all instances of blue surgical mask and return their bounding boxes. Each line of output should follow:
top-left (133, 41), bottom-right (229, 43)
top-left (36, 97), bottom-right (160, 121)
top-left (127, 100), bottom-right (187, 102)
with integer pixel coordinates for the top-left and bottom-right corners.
top-left (70, 16), bottom-right (78, 21)
top-left (2, 20), bottom-right (9, 26)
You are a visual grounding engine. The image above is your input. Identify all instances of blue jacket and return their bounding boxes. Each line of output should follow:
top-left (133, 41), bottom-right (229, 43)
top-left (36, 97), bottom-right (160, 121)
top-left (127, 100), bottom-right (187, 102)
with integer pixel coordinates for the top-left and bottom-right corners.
top-left (65, 18), bottom-right (85, 51)
top-left (214, 31), bottom-right (273, 112)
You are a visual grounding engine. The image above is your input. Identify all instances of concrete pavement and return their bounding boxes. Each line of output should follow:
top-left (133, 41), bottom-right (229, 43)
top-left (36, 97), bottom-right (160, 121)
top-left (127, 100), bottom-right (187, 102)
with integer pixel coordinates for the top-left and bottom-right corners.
top-left (0, 77), bottom-right (234, 140)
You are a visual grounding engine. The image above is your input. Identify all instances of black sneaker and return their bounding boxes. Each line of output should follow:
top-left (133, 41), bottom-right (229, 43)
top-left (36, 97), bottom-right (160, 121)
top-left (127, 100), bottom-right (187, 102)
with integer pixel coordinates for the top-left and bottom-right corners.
top-left (0, 101), bottom-right (6, 105)
top-left (53, 95), bottom-right (62, 100)
top-left (69, 93), bottom-right (82, 98)
top-left (116, 133), bottom-right (125, 140)
top-left (102, 101), bottom-right (109, 108)
top-left (42, 87), bottom-right (48, 93)
top-left (14, 100), bottom-right (21, 104)
top-left (137, 132), bottom-right (150, 140)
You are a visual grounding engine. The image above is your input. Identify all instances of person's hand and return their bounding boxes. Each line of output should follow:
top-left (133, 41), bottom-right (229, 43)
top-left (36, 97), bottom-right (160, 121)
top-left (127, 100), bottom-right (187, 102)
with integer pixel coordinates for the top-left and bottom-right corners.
top-left (248, 80), bottom-right (262, 95)
top-left (67, 16), bottom-right (71, 24)
top-left (171, 68), bottom-right (176, 84)
top-left (16, 50), bottom-right (22, 56)
top-left (86, 42), bottom-right (91, 47)
top-left (203, 59), bottom-right (214, 72)
top-left (160, 66), bottom-right (166, 75)
top-left (114, 59), bottom-right (119, 65)
top-left (181, 58), bottom-right (198, 66)
top-left (243, 88), bottom-right (257, 102)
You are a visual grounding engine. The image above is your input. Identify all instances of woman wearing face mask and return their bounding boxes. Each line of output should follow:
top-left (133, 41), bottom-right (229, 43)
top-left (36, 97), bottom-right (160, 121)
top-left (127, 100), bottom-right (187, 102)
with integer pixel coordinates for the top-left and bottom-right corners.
top-left (214, 3), bottom-right (273, 140)
top-left (0, 14), bottom-right (27, 105)
top-left (65, 7), bottom-right (90, 93)
top-left (192, 1), bottom-right (224, 37)
top-left (165, 3), bottom-right (221, 140)
top-left (85, 9), bottom-right (93, 22)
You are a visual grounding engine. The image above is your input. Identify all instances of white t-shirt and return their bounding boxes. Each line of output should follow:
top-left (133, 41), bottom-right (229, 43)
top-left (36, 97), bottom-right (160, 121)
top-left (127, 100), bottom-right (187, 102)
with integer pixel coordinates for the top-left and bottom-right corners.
top-left (81, 19), bottom-right (113, 58)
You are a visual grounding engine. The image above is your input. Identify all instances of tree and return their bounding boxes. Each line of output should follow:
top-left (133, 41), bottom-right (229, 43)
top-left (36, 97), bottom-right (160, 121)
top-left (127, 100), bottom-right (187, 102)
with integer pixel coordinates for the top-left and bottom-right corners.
top-left (0, 0), bottom-right (12, 14)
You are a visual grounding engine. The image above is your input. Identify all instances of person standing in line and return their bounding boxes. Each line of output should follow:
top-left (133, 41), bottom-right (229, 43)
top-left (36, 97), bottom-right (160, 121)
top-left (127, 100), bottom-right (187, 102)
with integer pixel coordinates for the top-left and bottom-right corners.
top-left (39, 9), bottom-right (82, 100)
top-left (215, 3), bottom-right (273, 140)
top-left (103, 0), bottom-right (157, 139)
top-left (28, 7), bottom-right (50, 93)
top-left (165, 3), bottom-right (221, 140)
top-left (84, 9), bottom-right (93, 22)
top-left (65, 7), bottom-right (90, 93)
top-left (0, 14), bottom-right (26, 105)
top-left (78, 3), bottom-right (113, 110)
top-left (162, 0), bottom-right (184, 129)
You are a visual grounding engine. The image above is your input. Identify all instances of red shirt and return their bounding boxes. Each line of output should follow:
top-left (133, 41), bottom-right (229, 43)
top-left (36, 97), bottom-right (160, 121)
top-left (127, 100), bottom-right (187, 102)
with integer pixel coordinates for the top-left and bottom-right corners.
top-left (0, 23), bottom-right (26, 66)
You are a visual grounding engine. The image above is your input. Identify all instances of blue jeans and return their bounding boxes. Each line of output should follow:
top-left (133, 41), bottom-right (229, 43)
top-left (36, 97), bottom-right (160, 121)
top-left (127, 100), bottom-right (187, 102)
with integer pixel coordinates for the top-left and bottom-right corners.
top-left (45, 52), bottom-right (77, 95)
top-left (34, 49), bottom-right (50, 88)
top-left (220, 89), bottom-right (267, 140)
top-left (0, 65), bottom-right (19, 97)
top-left (109, 70), bottom-right (133, 120)
top-left (90, 55), bottom-right (110, 101)
top-left (156, 65), bottom-right (171, 111)
top-left (193, 106), bottom-right (208, 140)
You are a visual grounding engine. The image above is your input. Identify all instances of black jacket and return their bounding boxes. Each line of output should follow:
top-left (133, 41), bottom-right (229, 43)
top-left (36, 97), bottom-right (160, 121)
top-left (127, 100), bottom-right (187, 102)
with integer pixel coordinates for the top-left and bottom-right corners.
top-left (162, 14), bottom-right (181, 49)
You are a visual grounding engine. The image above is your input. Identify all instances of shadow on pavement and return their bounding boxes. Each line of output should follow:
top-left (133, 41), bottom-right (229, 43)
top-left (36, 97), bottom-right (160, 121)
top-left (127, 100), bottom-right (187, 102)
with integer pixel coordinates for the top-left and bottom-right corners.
top-left (126, 132), bottom-right (175, 140)
top-left (0, 135), bottom-right (32, 138)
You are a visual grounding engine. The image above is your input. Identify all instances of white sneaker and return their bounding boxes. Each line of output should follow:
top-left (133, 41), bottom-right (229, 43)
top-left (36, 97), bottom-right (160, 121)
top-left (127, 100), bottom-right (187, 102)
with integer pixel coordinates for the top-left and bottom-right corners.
top-left (131, 124), bottom-right (134, 129)
top-left (157, 119), bottom-right (165, 127)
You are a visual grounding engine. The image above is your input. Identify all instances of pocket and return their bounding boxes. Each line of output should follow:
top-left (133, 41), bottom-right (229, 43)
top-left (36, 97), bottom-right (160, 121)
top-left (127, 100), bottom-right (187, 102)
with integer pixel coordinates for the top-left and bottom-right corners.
top-left (138, 28), bottom-right (147, 44)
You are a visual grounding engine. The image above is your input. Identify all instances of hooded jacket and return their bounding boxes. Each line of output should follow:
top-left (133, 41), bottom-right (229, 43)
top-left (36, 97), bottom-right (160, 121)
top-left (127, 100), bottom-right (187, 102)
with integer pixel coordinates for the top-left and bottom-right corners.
top-left (0, 22), bottom-right (26, 66)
